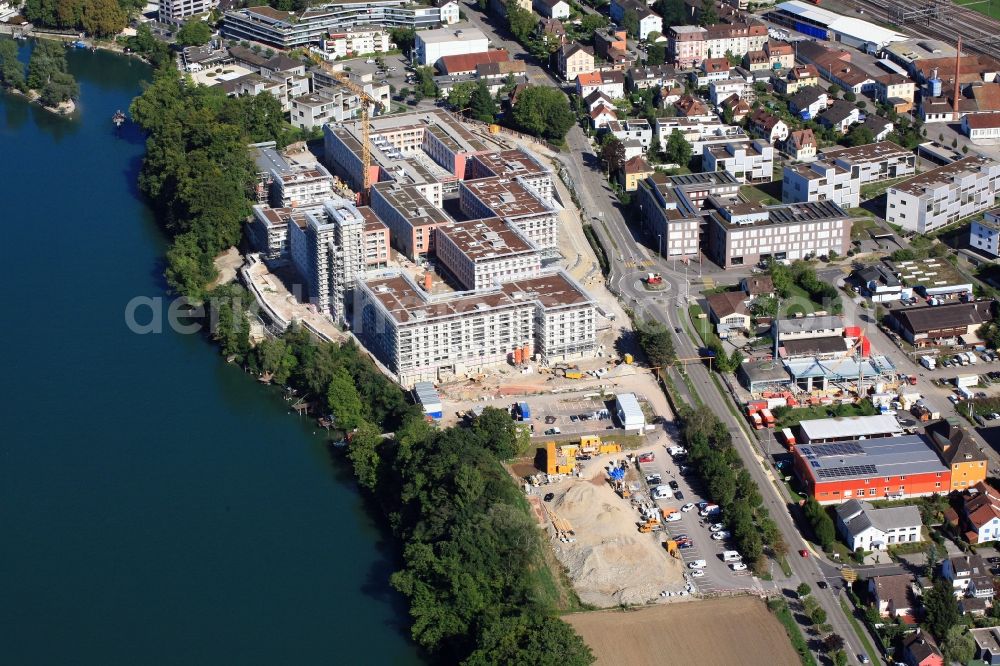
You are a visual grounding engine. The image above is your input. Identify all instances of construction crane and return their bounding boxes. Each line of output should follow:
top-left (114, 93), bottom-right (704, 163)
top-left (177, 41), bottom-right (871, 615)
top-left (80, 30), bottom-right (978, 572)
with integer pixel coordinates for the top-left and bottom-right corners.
top-left (314, 58), bottom-right (381, 203)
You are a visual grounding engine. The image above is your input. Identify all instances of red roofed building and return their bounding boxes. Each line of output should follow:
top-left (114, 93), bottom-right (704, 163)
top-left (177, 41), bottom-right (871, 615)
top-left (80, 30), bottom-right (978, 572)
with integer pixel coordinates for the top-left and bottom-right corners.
top-left (437, 50), bottom-right (509, 76)
top-left (964, 111), bottom-right (1000, 143)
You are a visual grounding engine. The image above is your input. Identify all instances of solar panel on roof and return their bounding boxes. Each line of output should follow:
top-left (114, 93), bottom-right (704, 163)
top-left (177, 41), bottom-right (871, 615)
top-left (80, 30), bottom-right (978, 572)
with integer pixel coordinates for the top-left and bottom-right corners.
top-left (816, 464), bottom-right (878, 479)
top-left (811, 442), bottom-right (865, 457)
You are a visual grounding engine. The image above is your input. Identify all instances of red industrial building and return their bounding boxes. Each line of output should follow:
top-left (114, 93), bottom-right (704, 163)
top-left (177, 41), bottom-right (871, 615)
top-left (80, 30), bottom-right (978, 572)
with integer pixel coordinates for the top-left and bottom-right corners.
top-left (793, 435), bottom-right (951, 504)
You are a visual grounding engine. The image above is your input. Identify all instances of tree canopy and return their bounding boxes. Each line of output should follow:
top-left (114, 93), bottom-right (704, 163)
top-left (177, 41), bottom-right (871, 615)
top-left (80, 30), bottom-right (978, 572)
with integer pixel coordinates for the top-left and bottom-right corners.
top-left (24, 0), bottom-right (130, 37)
top-left (26, 40), bottom-right (79, 106)
top-left (664, 129), bottom-right (693, 167)
top-left (176, 19), bottom-right (213, 47)
top-left (469, 80), bottom-right (497, 122)
top-left (511, 85), bottom-right (574, 142)
top-left (0, 39), bottom-right (26, 92)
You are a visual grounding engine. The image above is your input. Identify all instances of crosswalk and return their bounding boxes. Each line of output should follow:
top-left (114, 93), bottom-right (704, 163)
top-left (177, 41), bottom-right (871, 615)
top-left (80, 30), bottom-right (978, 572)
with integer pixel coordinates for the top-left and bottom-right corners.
top-left (623, 259), bottom-right (655, 268)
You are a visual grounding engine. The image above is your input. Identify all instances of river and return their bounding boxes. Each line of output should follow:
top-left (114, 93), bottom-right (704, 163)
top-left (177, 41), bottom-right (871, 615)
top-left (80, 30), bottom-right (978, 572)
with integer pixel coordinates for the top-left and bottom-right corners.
top-left (0, 43), bottom-right (421, 665)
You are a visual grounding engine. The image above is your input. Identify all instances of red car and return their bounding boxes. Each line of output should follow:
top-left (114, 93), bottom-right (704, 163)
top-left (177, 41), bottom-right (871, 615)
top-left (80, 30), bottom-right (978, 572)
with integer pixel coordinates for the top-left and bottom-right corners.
top-left (637, 452), bottom-right (655, 463)
top-left (799, 549), bottom-right (809, 558)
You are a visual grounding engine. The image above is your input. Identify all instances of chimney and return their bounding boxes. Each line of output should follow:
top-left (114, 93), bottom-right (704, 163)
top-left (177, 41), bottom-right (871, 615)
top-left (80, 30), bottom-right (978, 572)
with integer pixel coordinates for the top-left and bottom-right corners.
top-left (953, 36), bottom-right (962, 121)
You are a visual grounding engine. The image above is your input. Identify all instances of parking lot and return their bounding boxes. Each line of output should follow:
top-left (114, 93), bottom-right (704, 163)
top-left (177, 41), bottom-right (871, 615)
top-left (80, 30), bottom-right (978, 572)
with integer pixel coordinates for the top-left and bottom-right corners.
top-left (633, 446), bottom-right (761, 596)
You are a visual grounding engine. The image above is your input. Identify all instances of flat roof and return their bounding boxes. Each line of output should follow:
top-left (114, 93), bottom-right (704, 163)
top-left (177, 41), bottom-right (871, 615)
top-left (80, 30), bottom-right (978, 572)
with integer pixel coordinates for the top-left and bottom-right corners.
top-left (799, 414), bottom-right (904, 441)
top-left (777, 315), bottom-right (844, 334)
top-left (890, 155), bottom-right (995, 196)
top-left (797, 434), bottom-right (948, 483)
top-left (887, 258), bottom-right (970, 290)
top-left (713, 199), bottom-right (851, 229)
top-left (461, 177), bottom-right (553, 218)
top-left (782, 336), bottom-right (849, 356)
top-left (820, 140), bottom-right (911, 165)
top-left (499, 271), bottom-right (594, 309)
top-left (615, 393), bottom-right (644, 423)
top-left (437, 217), bottom-right (535, 261)
top-left (469, 149), bottom-right (549, 179)
top-left (372, 182), bottom-right (453, 227)
top-left (363, 272), bottom-right (523, 325)
top-left (416, 25), bottom-right (487, 45)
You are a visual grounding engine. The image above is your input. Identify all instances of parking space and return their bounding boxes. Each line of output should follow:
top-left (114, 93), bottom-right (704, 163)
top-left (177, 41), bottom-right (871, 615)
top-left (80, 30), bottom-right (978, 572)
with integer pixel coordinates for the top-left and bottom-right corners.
top-left (633, 446), bottom-right (758, 595)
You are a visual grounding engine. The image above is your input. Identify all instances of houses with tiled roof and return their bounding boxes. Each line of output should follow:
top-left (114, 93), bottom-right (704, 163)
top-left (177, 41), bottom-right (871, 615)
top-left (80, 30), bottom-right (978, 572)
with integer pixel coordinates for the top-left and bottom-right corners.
top-left (437, 50), bottom-right (510, 76)
top-left (556, 43), bottom-right (594, 81)
top-left (748, 108), bottom-right (788, 143)
top-left (618, 155), bottom-right (654, 192)
top-left (902, 631), bottom-right (944, 666)
top-left (959, 482), bottom-right (1000, 544)
top-left (869, 573), bottom-right (917, 621)
top-left (784, 128), bottom-right (816, 161)
top-left (576, 70), bottom-right (625, 99)
top-left (675, 94), bottom-right (712, 119)
top-left (706, 291), bottom-right (751, 337)
top-left (720, 94), bottom-right (750, 122)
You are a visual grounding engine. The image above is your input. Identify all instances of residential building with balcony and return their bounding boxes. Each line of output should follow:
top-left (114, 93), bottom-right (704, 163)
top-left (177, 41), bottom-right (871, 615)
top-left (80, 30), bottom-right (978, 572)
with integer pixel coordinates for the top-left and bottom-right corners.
top-left (886, 155), bottom-right (1000, 233)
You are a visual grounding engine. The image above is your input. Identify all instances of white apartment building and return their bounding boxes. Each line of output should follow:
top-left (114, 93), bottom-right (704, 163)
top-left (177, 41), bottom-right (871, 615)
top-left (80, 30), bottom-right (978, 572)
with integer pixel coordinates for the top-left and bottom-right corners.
top-left (702, 139), bottom-right (774, 184)
top-left (159, 0), bottom-right (217, 22)
top-left (323, 199), bottom-right (368, 324)
top-left (459, 176), bottom-right (561, 251)
top-left (606, 119), bottom-right (653, 152)
top-left (971, 209), bottom-right (1000, 257)
top-left (819, 141), bottom-right (917, 185)
top-left (290, 94), bottom-right (344, 130)
top-left (248, 205), bottom-right (311, 259)
top-left (782, 160), bottom-right (861, 209)
top-left (465, 149), bottom-right (553, 200)
top-left (434, 217), bottom-right (542, 290)
top-left (354, 270), bottom-right (596, 387)
top-left (270, 164), bottom-right (335, 208)
top-left (709, 78), bottom-right (748, 106)
top-left (414, 25), bottom-right (489, 66)
top-left (706, 199), bottom-right (853, 268)
top-left (886, 155), bottom-right (1000, 233)
top-left (289, 208), bottom-right (339, 312)
top-left (654, 117), bottom-right (749, 153)
top-left (321, 27), bottom-right (391, 58)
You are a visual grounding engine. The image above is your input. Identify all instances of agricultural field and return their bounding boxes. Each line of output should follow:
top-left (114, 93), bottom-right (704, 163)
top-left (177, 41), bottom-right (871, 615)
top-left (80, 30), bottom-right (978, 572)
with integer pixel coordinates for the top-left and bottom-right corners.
top-left (565, 596), bottom-right (800, 666)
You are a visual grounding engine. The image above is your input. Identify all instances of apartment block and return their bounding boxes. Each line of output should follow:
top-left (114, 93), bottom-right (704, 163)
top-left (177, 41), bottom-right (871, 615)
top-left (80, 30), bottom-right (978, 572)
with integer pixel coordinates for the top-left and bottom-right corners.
top-left (270, 163), bottom-right (335, 208)
top-left (434, 217), bottom-right (542, 290)
top-left (324, 199), bottom-right (367, 324)
top-left (222, 2), bottom-right (454, 49)
top-left (606, 119), bottom-right (653, 152)
top-left (666, 21), bottom-right (767, 68)
top-left (289, 207), bottom-right (339, 313)
top-left (819, 141), bottom-right (917, 185)
top-left (248, 205), bottom-right (311, 259)
top-left (459, 177), bottom-right (561, 250)
top-left (500, 272), bottom-right (597, 363)
top-left (971, 209), bottom-right (1000, 257)
top-left (782, 160), bottom-right (861, 208)
top-left (706, 199), bottom-right (853, 268)
top-left (702, 139), bottom-right (775, 184)
top-left (370, 181), bottom-right (453, 259)
top-left (159, 0), bottom-right (216, 22)
top-left (886, 155), bottom-right (1000, 233)
top-left (464, 149), bottom-right (553, 200)
top-left (321, 27), bottom-right (391, 58)
top-left (360, 207), bottom-right (390, 268)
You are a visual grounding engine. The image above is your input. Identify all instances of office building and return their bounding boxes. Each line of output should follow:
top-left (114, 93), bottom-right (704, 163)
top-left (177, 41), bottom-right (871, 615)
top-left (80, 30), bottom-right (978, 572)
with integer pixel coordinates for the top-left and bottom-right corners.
top-left (160, 0), bottom-right (217, 22)
top-left (702, 139), bottom-right (775, 184)
top-left (818, 141), bottom-right (917, 184)
top-left (706, 199), bottom-right (853, 268)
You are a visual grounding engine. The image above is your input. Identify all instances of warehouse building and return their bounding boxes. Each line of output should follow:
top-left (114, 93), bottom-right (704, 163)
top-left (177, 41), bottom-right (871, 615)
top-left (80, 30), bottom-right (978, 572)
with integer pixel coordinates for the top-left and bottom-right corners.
top-left (767, 1), bottom-right (908, 52)
top-left (793, 435), bottom-right (951, 504)
top-left (414, 25), bottom-right (489, 67)
top-left (888, 301), bottom-right (993, 348)
top-left (615, 393), bottom-right (646, 432)
top-left (798, 414), bottom-right (904, 444)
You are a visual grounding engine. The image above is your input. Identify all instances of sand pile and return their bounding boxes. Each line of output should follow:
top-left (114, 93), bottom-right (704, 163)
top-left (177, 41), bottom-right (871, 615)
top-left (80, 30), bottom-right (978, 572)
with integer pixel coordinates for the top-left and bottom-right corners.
top-left (551, 479), bottom-right (684, 607)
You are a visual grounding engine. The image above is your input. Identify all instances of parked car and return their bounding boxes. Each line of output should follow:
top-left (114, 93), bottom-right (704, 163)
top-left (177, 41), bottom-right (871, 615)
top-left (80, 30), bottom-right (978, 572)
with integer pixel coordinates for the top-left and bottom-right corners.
top-left (858, 655), bottom-right (870, 664)
top-left (576, 454), bottom-right (591, 461)
top-left (710, 523), bottom-right (725, 532)
top-left (711, 531), bottom-right (730, 540)
top-left (569, 415), bottom-right (579, 422)
top-left (646, 474), bottom-right (662, 484)
top-left (668, 480), bottom-right (679, 491)
top-left (543, 493), bottom-right (554, 502)
top-left (638, 452), bottom-right (655, 463)
top-left (730, 562), bottom-right (747, 571)
top-left (544, 427), bottom-right (561, 435)
top-left (681, 503), bottom-right (696, 512)
top-left (678, 541), bottom-right (694, 549)
top-left (688, 560), bottom-right (707, 569)
top-left (817, 581), bottom-right (828, 589)
top-left (690, 569), bottom-right (705, 577)
top-left (674, 490), bottom-right (685, 500)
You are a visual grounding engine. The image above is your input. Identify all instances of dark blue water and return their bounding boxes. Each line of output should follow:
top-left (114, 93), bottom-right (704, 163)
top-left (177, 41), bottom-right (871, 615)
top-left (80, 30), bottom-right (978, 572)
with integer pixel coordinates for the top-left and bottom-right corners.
top-left (0, 44), bottom-right (420, 666)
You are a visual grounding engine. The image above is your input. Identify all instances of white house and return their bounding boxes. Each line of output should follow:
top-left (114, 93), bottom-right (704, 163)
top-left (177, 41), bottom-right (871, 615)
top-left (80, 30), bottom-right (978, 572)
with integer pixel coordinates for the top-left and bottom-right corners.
top-left (964, 112), bottom-right (1000, 144)
top-left (835, 499), bottom-right (922, 552)
top-left (942, 554), bottom-right (995, 599)
top-left (782, 160), bottom-right (861, 208)
top-left (533, 0), bottom-right (570, 19)
top-left (702, 139), bottom-right (774, 184)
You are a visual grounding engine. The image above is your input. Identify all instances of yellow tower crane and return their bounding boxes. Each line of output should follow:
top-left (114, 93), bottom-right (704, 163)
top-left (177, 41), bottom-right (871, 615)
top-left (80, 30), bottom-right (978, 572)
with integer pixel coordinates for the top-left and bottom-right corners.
top-left (316, 59), bottom-right (381, 203)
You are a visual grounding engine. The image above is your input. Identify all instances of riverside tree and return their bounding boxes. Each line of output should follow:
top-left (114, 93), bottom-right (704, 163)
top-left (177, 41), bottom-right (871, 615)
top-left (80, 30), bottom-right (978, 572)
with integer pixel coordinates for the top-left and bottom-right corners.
top-left (0, 39), bottom-right (26, 91)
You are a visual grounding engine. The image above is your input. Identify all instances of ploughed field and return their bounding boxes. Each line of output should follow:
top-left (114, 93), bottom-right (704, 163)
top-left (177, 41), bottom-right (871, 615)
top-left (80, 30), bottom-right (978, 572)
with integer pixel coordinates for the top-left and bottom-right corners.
top-left (565, 596), bottom-right (799, 666)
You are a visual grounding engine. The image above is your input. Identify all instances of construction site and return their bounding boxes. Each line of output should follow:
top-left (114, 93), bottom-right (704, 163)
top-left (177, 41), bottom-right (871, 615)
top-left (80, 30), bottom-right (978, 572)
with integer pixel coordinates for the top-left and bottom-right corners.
top-left (526, 437), bottom-right (688, 607)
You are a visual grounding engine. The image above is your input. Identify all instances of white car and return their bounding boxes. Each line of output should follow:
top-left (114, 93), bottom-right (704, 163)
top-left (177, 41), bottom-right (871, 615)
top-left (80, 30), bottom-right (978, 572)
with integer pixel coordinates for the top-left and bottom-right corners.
top-left (665, 512), bottom-right (683, 522)
top-left (730, 562), bottom-right (748, 571)
top-left (681, 503), bottom-right (696, 512)
top-left (690, 569), bottom-right (706, 578)
top-left (709, 523), bottom-right (725, 532)
top-left (711, 531), bottom-right (730, 541)
top-left (688, 560), bottom-right (707, 569)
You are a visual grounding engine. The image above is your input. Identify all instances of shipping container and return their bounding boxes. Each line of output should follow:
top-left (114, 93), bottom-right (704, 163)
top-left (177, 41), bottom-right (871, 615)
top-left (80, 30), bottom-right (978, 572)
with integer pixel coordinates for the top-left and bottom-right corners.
top-left (844, 326), bottom-right (862, 338)
top-left (781, 428), bottom-right (796, 448)
top-left (760, 408), bottom-right (776, 427)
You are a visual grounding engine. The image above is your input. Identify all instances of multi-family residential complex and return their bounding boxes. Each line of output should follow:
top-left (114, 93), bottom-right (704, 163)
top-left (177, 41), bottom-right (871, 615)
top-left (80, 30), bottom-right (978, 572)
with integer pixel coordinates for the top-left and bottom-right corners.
top-left (321, 27), bottom-right (391, 58)
top-left (971, 209), bottom-right (1000, 257)
top-left (465, 149), bottom-right (553, 199)
top-left (223, 2), bottom-right (458, 49)
top-left (702, 140), bottom-right (775, 184)
top-left (434, 217), bottom-right (542, 290)
top-left (354, 269), bottom-right (596, 387)
top-left (270, 163), bottom-right (336, 208)
top-left (886, 155), bottom-right (1000, 233)
top-left (609, 0), bottom-right (662, 40)
top-left (159, 0), bottom-right (216, 22)
top-left (667, 21), bottom-right (768, 68)
top-left (782, 160), bottom-right (861, 208)
top-left (819, 141), bottom-right (917, 183)
top-left (459, 177), bottom-right (561, 251)
top-left (370, 181), bottom-right (452, 259)
top-left (706, 199), bottom-right (853, 268)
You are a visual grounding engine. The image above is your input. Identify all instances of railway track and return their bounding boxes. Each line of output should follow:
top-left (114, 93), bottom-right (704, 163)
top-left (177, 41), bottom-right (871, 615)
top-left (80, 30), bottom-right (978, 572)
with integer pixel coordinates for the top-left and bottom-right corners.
top-left (826, 0), bottom-right (1000, 61)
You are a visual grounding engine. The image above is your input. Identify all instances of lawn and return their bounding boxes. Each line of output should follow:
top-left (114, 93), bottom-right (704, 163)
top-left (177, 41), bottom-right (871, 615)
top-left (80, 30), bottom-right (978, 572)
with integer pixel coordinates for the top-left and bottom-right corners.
top-left (741, 182), bottom-right (782, 205)
top-left (848, 214), bottom-right (879, 240)
top-left (782, 282), bottom-right (819, 316)
top-left (860, 175), bottom-right (915, 202)
top-left (956, 0), bottom-right (1000, 21)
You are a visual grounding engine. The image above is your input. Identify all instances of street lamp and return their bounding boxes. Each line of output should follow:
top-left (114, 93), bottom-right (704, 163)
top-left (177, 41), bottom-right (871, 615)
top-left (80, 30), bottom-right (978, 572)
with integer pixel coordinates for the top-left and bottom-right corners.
top-left (658, 233), bottom-right (663, 257)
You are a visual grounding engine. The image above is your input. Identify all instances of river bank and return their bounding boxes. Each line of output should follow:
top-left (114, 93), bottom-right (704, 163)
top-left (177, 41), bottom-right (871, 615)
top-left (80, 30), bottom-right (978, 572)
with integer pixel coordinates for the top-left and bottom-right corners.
top-left (2, 40), bottom-right (422, 666)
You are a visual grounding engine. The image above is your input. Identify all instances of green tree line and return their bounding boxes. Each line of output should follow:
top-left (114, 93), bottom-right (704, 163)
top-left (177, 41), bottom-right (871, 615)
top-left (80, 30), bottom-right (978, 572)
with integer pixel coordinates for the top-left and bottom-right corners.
top-left (203, 289), bottom-right (593, 663)
top-left (677, 404), bottom-right (785, 569)
top-left (24, 0), bottom-right (142, 38)
top-left (130, 68), bottom-right (291, 298)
